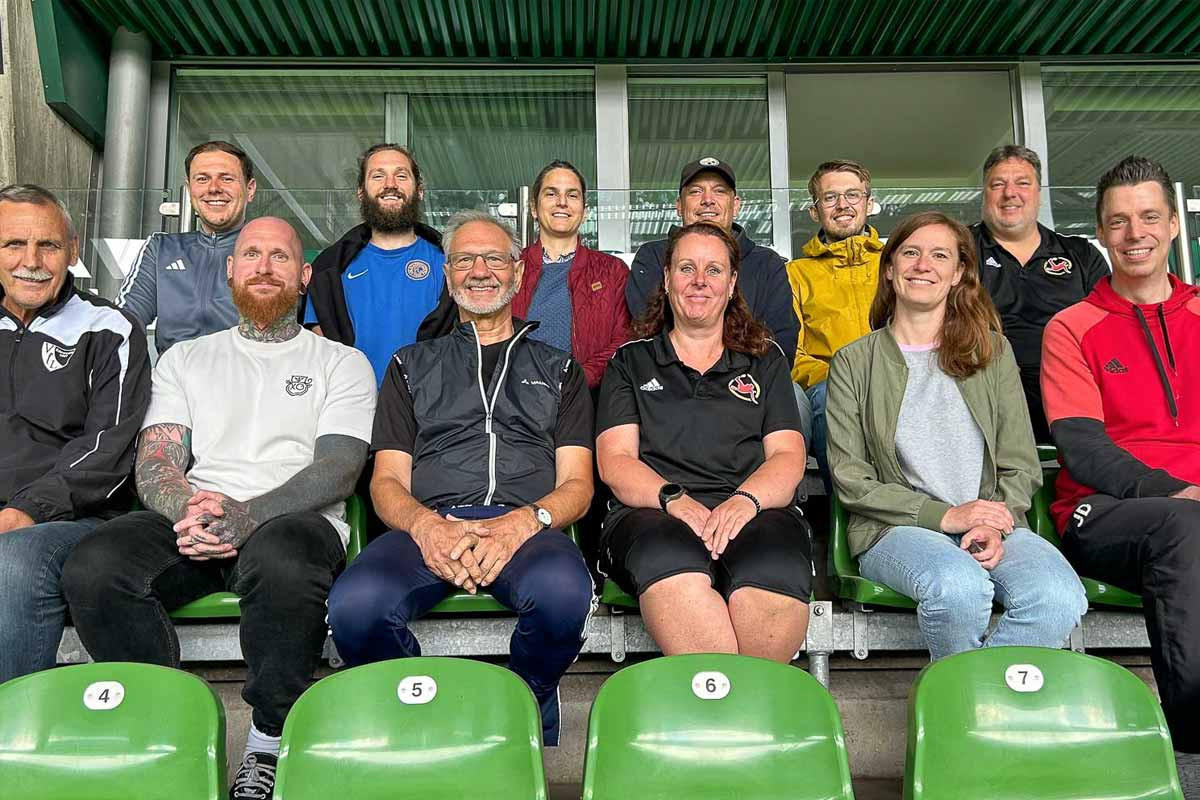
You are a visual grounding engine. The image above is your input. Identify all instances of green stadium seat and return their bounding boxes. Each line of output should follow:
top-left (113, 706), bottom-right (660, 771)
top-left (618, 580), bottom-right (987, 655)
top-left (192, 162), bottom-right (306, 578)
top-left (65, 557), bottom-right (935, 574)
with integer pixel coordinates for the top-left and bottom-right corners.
top-left (829, 491), bottom-right (917, 609)
top-left (1029, 446), bottom-right (1142, 609)
top-left (599, 577), bottom-right (638, 610)
top-left (0, 661), bottom-right (227, 800)
top-left (171, 493), bottom-right (368, 620)
top-left (582, 653), bottom-right (853, 800)
top-left (274, 657), bottom-right (547, 800)
top-left (426, 523), bottom-right (582, 614)
top-left (905, 646), bottom-right (1182, 800)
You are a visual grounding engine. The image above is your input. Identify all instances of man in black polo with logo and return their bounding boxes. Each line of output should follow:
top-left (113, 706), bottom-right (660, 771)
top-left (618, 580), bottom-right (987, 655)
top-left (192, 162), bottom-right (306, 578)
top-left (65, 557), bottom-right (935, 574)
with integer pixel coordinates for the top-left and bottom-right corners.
top-left (972, 144), bottom-right (1109, 440)
top-left (327, 210), bottom-right (595, 748)
top-left (626, 157), bottom-right (798, 368)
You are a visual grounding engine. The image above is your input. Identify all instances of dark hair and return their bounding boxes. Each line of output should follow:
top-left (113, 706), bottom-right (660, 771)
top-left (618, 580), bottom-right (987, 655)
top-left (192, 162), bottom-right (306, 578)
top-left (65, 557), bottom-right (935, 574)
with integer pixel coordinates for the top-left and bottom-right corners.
top-left (0, 184), bottom-right (76, 239)
top-left (1095, 155), bottom-right (1176, 224)
top-left (532, 160), bottom-right (587, 202)
top-left (808, 159), bottom-right (872, 201)
top-left (982, 144), bottom-right (1041, 183)
top-left (357, 143), bottom-right (423, 191)
top-left (631, 222), bottom-right (771, 357)
top-left (184, 141), bottom-right (254, 182)
top-left (870, 211), bottom-right (1001, 379)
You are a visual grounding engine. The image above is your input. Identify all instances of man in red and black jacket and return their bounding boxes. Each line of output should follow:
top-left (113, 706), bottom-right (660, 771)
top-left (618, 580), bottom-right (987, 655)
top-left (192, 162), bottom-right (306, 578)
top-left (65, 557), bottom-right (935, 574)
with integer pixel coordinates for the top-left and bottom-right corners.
top-left (1042, 156), bottom-right (1200, 768)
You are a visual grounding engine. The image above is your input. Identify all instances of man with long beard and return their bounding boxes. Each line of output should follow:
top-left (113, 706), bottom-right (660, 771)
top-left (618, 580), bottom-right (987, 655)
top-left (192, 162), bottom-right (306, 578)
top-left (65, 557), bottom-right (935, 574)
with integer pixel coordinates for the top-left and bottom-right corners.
top-left (63, 217), bottom-right (377, 800)
top-left (305, 144), bottom-right (445, 386)
top-left (326, 210), bottom-right (596, 749)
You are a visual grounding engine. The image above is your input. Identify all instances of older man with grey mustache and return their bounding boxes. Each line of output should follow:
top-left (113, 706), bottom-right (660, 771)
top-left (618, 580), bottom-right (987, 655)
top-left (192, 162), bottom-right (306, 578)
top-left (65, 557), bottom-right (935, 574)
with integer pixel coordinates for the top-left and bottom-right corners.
top-left (0, 184), bottom-right (151, 684)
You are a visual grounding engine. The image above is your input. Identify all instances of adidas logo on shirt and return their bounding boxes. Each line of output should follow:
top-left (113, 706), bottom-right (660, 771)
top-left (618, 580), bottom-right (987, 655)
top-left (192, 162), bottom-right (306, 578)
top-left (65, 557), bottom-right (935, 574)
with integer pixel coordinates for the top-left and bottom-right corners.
top-left (1103, 358), bottom-right (1128, 374)
top-left (165, 259), bottom-right (187, 271)
top-left (985, 257), bottom-right (1001, 269)
top-left (639, 378), bottom-right (664, 392)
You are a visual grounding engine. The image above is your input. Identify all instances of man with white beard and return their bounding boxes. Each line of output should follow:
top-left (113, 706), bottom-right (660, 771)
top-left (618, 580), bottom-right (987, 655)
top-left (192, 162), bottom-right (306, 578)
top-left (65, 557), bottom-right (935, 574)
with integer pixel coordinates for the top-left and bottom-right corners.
top-left (64, 217), bottom-right (377, 800)
top-left (305, 144), bottom-right (446, 386)
top-left (326, 210), bottom-right (596, 748)
top-left (0, 184), bottom-right (150, 685)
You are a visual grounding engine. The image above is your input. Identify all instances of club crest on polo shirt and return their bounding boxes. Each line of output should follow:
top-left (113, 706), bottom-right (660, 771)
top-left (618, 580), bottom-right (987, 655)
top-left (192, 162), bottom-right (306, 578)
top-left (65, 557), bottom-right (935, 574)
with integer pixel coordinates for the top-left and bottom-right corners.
top-left (285, 375), bottom-right (313, 396)
top-left (41, 342), bottom-right (76, 372)
top-left (728, 373), bottom-right (760, 404)
top-left (1044, 257), bottom-right (1072, 276)
top-left (406, 260), bottom-right (431, 280)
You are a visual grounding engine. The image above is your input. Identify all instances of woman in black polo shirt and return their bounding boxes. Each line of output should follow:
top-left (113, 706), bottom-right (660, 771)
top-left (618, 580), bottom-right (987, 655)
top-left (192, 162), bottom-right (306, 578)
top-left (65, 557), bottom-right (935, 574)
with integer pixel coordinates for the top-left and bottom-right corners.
top-left (596, 222), bottom-right (812, 660)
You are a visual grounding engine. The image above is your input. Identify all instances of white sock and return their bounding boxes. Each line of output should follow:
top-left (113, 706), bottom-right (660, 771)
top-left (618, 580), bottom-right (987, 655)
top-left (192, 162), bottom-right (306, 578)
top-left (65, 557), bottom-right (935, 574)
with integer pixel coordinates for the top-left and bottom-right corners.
top-left (243, 723), bottom-right (281, 760)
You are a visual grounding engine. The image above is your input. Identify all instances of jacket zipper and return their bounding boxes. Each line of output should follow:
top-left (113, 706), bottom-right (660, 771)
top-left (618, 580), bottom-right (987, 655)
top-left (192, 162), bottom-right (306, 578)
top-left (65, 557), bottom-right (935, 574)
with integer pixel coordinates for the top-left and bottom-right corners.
top-left (7, 326), bottom-right (22, 408)
top-left (472, 322), bottom-right (532, 505)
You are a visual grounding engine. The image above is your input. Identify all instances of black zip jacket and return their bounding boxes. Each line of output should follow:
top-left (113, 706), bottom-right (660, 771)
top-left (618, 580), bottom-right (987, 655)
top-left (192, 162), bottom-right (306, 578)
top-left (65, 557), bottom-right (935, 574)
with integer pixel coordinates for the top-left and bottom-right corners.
top-left (626, 223), bottom-right (799, 369)
top-left (381, 319), bottom-right (587, 509)
top-left (0, 276), bottom-right (151, 522)
top-left (305, 221), bottom-right (445, 345)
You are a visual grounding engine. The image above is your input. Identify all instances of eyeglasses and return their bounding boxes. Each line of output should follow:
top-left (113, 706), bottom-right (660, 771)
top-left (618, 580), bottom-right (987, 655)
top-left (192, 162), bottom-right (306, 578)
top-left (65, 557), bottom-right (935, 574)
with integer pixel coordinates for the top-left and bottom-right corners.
top-left (816, 189), bottom-right (868, 208)
top-left (447, 252), bottom-right (514, 271)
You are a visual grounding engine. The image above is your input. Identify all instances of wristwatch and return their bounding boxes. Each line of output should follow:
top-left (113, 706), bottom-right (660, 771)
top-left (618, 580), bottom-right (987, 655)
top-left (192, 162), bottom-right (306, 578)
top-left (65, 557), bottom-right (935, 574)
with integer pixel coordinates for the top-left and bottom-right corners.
top-left (531, 504), bottom-right (553, 530)
top-left (659, 483), bottom-right (686, 512)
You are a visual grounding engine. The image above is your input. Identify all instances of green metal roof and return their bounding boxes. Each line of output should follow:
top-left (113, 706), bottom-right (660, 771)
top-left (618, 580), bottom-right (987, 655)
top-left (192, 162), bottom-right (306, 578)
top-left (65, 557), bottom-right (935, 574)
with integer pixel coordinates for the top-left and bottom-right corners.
top-left (68, 0), bottom-right (1200, 61)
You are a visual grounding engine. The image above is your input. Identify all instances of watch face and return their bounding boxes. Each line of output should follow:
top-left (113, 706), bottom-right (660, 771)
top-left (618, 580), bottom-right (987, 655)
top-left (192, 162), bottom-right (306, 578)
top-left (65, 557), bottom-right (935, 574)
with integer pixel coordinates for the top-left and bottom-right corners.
top-left (536, 507), bottom-right (553, 527)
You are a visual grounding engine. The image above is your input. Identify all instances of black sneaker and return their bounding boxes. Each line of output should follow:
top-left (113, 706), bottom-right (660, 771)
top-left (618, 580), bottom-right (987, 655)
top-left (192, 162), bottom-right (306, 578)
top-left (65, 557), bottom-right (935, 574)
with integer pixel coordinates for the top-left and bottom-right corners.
top-left (230, 751), bottom-right (277, 800)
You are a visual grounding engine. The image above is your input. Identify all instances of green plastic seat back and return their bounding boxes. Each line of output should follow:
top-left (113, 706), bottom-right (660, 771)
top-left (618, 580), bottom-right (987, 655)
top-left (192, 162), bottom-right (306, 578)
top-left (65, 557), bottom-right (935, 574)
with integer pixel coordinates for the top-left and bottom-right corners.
top-left (599, 578), bottom-right (638, 609)
top-left (830, 491), bottom-right (917, 608)
top-left (275, 657), bottom-right (546, 800)
top-left (0, 662), bottom-right (227, 800)
top-left (582, 654), bottom-right (854, 800)
top-left (171, 494), bottom-right (369, 619)
top-left (906, 647), bottom-right (1181, 800)
top-left (428, 522), bottom-right (582, 614)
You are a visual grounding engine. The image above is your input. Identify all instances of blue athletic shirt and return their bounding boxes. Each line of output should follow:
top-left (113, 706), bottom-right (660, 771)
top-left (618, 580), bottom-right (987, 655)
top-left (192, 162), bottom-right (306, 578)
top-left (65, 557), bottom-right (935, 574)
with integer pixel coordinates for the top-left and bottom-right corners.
top-left (305, 238), bottom-right (444, 386)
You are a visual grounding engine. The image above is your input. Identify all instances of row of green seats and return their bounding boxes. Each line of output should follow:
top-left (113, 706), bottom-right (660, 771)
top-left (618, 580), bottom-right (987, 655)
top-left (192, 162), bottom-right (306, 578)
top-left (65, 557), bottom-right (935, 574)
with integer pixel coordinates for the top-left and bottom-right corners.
top-left (169, 495), bottom-right (581, 619)
top-left (829, 444), bottom-right (1143, 610)
top-left (0, 648), bottom-right (1179, 799)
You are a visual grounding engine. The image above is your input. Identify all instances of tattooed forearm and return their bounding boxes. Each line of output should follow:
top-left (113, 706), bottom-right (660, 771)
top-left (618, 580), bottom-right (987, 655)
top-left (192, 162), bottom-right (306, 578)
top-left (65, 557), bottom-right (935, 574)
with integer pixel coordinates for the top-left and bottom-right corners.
top-left (135, 423), bottom-right (194, 522)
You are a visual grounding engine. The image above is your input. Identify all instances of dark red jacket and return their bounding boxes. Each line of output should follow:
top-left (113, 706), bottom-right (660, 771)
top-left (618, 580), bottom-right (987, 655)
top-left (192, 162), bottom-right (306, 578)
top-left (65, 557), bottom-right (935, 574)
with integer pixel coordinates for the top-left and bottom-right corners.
top-left (514, 241), bottom-right (630, 389)
top-left (1042, 275), bottom-right (1200, 531)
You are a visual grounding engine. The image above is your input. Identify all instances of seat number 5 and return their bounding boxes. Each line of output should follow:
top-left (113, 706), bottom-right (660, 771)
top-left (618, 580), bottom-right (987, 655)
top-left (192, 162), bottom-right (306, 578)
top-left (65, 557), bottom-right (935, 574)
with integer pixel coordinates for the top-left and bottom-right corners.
top-left (1004, 664), bottom-right (1044, 693)
top-left (692, 671), bottom-right (731, 700)
top-left (397, 676), bottom-right (438, 705)
top-left (83, 681), bottom-right (125, 710)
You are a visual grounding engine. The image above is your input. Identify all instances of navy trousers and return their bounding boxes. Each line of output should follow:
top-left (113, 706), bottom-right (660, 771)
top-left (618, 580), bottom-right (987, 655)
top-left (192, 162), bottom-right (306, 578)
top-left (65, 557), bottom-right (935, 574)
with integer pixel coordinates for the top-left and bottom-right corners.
top-left (327, 505), bottom-right (595, 745)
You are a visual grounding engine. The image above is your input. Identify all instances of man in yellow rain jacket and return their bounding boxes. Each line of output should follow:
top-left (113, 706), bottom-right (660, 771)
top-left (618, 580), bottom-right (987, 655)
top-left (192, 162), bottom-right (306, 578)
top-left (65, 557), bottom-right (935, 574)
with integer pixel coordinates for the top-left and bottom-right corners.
top-left (787, 160), bottom-right (882, 485)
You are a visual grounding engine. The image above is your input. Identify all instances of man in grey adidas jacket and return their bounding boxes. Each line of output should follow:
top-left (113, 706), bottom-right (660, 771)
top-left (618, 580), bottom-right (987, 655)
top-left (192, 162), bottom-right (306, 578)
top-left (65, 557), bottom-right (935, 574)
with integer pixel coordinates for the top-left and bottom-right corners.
top-left (117, 141), bottom-right (257, 355)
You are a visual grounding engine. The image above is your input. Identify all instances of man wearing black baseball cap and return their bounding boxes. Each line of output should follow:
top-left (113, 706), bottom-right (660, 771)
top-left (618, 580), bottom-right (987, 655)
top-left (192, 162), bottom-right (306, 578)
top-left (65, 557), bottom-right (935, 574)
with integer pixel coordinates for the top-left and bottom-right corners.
top-left (625, 157), bottom-right (798, 367)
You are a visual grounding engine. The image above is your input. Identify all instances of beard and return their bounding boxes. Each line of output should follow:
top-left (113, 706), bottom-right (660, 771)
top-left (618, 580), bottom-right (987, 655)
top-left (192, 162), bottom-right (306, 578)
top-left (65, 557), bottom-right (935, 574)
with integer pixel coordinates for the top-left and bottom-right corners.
top-left (361, 190), bottom-right (422, 234)
top-left (451, 278), bottom-right (519, 316)
top-left (231, 278), bottom-right (300, 326)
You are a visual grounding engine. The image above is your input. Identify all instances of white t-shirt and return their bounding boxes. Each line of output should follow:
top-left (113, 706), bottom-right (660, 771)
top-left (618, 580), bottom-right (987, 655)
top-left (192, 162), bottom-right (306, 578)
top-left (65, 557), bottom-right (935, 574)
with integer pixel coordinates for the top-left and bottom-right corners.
top-left (142, 327), bottom-right (377, 546)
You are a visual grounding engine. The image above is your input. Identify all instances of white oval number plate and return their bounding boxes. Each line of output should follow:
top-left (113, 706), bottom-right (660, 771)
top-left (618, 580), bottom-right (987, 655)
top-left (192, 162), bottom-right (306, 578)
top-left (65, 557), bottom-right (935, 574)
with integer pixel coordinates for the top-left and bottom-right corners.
top-left (397, 676), bottom-right (437, 705)
top-left (83, 681), bottom-right (125, 710)
top-left (1004, 664), bottom-right (1044, 693)
top-left (691, 671), bottom-right (731, 700)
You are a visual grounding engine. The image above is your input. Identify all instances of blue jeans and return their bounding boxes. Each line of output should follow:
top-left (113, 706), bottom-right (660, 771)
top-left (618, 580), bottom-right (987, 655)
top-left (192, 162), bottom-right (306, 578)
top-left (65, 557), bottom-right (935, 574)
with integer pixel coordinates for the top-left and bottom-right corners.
top-left (858, 526), bottom-right (1087, 661)
top-left (0, 517), bottom-right (102, 683)
top-left (794, 381), bottom-right (830, 490)
top-left (326, 506), bottom-right (595, 745)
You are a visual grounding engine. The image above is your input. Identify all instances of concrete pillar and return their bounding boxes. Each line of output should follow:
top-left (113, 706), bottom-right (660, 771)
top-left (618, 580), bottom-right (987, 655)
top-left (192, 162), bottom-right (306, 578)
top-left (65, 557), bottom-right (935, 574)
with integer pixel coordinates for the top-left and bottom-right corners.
top-left (97, 26), bottom-right (151, 297)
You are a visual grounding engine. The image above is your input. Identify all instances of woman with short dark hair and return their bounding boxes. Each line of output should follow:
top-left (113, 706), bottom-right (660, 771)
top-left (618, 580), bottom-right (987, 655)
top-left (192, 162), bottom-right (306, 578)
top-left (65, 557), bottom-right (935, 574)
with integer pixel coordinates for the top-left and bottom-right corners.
top-left (827, 211), bottom-right (1086, 660)
top-left (596, 222), bottom-right (811, 660)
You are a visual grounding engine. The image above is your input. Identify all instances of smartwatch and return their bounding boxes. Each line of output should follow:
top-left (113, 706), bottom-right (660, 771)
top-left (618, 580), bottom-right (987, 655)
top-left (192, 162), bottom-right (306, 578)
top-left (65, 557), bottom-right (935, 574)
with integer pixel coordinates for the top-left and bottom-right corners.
top-left (659, 483), bottom-right (686, 512)
top-left (531, 504), bottom-right (553, 530)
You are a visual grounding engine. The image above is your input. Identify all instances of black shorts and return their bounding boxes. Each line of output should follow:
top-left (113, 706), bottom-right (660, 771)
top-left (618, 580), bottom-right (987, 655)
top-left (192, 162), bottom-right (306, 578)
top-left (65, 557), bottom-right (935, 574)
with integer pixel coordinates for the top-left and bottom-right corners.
top-left (600, 507), bottom-right (813, 602)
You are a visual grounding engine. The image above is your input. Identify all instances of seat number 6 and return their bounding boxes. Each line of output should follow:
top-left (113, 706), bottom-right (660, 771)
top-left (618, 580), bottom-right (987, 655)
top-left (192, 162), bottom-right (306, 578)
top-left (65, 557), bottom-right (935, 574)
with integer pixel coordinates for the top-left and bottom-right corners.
top-left (397, 676), bottom-right (438, 705)
top-left (83, 681), bottom-right (125, 710)
top-left (692, 671), bottom-right (731, 700)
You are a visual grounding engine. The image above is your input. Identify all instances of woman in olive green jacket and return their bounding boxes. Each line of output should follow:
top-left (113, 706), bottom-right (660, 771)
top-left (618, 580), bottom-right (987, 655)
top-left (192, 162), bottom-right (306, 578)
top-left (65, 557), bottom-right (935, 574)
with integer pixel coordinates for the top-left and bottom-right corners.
top-left (826, 211), bottom-right (1086, 660)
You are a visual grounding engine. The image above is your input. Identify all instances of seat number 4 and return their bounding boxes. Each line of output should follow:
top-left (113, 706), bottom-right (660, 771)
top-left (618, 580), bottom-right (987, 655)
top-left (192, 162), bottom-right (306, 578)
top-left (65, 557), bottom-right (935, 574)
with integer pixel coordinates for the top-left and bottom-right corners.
top-left (83, 681), bottom-right (126, 710)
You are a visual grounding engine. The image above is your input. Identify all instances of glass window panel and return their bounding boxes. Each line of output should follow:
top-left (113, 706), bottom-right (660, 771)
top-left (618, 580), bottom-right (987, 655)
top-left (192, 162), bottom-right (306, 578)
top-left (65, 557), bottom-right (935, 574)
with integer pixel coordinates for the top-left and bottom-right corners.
top-left (171, 69), bottom-right (595, 251)
top-left (786, 71), bottom-right (1015, 250)
top-left (1045, 67), bottom-right (1200, 237)
top-left (627, 76), bottom-right (771, 249)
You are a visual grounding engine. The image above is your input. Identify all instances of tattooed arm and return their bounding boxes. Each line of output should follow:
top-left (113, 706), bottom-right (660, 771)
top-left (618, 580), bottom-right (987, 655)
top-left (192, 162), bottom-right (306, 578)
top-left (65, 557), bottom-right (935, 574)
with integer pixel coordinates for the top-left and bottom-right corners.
top-left (135, 423), bottom-right (195, 523)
